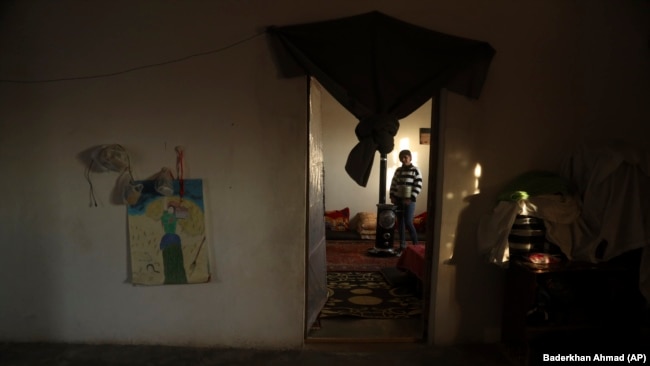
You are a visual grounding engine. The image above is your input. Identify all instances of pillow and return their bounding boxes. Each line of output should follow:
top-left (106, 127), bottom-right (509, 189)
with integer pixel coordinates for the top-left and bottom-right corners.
top-left (413, 212), bottom-right (427, 233)
top-left (324, 207), bottom-right (350, 231)
top-left (356, 212), bottom-right (377, 231)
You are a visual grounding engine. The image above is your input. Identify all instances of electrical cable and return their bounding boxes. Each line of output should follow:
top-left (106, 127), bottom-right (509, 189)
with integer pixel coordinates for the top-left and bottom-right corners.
top-left (85, 159), bottom-right (98, 207)
top-left (0, 31), bottom-right (267, 84)
top-left (85, 144), bottom-right (136, 208)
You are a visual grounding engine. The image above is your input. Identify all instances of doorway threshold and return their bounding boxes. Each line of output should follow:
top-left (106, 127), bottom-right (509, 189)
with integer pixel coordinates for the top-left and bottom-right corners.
top-left (306, 318), bottom-right (423, 342)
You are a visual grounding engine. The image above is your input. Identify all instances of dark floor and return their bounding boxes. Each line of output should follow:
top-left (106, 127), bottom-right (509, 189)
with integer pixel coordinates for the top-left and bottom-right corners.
top-left (308, 265), bottom-right (424, 341)
top-left (307, 318), bottom-right (423, 340)
top-left (4, 327), bottom-right (649, 366)
top-left (0, 342), bottom-right (517, 366)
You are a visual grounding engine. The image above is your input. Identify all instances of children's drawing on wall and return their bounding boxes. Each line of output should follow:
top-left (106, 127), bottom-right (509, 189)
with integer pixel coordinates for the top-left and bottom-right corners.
top-left (127, 179), bottom-right (209, 285)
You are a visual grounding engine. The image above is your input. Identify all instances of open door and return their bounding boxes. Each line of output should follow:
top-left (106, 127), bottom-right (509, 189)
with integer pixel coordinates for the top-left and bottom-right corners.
top-left (279, 12), bottom-right (496, 338)
top-left (305, 78), bottom-right (328, 335)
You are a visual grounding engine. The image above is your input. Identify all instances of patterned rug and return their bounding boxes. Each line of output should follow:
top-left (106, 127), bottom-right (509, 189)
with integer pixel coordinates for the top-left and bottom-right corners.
top-left (326, 241), bottom-right (399, 271)
top-left (320, 271), bottom-right (422, 319)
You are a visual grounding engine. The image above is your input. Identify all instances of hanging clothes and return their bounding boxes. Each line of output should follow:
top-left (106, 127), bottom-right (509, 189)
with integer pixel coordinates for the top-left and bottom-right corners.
top-left (553, 143), bottom-right (650, 263)
top-left (478, 144), bottom-right (650, 302)
top-left (556, 143), bottom-right (650, 302)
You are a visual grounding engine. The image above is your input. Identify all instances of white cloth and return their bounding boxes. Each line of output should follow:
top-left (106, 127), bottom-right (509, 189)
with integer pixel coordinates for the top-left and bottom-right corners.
top-left (479, 144), bottom-right (650, 302)
top-left (556, 144), bottom-right (650, 262)
top-left (558, 143), bottom-right (650, 302)
top-left (477, 200), bottom-right (517, 266)
top-left (477, 194), bottom-right (580, 266)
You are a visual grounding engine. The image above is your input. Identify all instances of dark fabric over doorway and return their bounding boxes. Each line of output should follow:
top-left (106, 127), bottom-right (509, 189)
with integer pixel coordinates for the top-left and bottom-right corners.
top-left (268, 11), bottom-right (495, 186)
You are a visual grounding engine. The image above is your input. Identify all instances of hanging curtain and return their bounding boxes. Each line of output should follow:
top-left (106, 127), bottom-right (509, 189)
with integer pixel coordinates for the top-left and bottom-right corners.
top-left (268, 11), bottom-right (495, 186)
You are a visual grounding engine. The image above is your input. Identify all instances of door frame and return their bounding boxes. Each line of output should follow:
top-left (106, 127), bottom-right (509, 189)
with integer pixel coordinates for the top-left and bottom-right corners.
top-left (304, 85), bottom-right (447, 343)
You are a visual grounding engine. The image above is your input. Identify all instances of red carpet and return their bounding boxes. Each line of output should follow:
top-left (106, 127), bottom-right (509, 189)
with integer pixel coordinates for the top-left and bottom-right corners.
top-left (326, 240), bottom-right (399, 271)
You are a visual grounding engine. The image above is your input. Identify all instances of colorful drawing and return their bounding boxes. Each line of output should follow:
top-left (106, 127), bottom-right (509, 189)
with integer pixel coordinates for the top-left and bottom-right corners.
top-left (127, 179), bottom-right (209, 285)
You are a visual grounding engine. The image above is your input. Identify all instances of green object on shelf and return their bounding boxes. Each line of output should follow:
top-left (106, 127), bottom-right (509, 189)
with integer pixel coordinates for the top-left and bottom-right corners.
top-left (497, 171), bottom-right (574, 202)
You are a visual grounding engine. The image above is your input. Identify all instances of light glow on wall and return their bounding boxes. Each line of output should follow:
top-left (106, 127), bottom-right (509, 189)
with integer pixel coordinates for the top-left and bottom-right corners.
top-left (387, 138), bottom-right (418, 196)
top-left (391, 138), bottom-right (418, 167)
top-left (474, 162), bottom-right (482, 194)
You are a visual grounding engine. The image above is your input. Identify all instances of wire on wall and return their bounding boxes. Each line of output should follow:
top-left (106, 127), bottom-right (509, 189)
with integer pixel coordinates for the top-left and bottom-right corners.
top-left (0, 31), bottom-right (267, 84)
top-left (85, 144), bottom-right (135, 207)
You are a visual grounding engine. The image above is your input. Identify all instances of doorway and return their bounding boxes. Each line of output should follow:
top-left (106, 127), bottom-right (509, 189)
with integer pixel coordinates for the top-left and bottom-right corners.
top-left (305, 79), bottom-right (437, 342)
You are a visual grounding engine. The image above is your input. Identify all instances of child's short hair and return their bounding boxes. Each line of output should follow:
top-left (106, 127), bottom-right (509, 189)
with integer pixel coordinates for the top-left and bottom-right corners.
top-left (398, 149), bottom-right (412, 159)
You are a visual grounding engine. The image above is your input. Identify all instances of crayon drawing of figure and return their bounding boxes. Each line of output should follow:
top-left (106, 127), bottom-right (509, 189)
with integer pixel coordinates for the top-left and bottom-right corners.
top-left (127, 179), bottom-right (209, 286)
top-left (159, 203), bottom-right (187, 284)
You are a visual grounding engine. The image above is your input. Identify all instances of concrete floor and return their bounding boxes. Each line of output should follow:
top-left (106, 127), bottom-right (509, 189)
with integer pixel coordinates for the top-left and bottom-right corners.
top-left (0, 342), bottom-right (517, 366)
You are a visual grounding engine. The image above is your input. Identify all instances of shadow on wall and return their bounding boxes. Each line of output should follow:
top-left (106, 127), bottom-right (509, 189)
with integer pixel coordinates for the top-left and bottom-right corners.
top-left (449, 189), bottom-right (505, 343)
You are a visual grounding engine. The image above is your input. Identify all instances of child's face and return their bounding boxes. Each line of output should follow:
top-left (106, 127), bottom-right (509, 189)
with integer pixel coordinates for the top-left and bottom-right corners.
top-left (400, 154), bottom-right (411, 165)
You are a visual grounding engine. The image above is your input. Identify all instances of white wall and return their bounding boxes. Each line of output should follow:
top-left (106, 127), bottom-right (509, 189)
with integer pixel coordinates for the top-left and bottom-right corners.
top-left (0, 0), bottom-right (647, 349)
top-left (0, 1), bottom-right (310, 348)
top-left (322, 89), bottom-right (430, 218)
